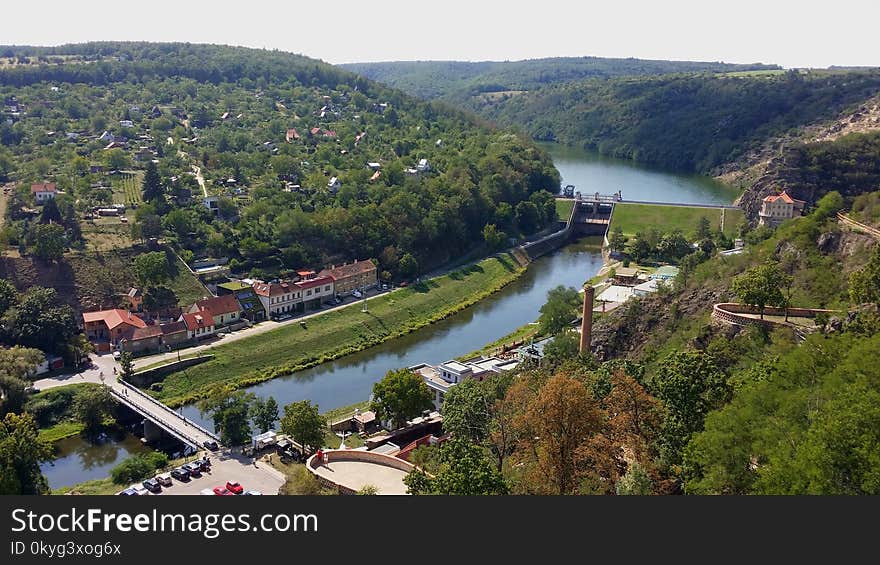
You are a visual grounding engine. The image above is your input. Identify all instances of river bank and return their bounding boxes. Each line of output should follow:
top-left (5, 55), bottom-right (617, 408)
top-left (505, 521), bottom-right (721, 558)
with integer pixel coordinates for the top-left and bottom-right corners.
top-left (151, 252), bottom-right (528, 407)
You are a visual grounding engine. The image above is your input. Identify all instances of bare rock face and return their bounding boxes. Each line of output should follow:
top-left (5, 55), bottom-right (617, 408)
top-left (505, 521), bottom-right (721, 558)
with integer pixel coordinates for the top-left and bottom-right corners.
top-left (816, 232), bottom-right (840, 254)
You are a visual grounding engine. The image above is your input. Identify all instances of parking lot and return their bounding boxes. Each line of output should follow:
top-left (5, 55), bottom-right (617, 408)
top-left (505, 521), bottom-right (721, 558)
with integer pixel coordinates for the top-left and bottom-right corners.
top-left (138, 451), bottom-right (285, 496)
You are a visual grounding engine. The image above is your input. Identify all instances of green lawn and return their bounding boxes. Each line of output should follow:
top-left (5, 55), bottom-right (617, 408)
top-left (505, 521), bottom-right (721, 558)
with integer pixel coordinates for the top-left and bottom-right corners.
top-left (112, 171), bottom-right (144, 207)
top-left (610, 203), bottom-right (744, 238)
top-left (166, 249), bottom-right (210, 306)
top-left (555, 199), bottom-right (574, 221)
top-left (38, 421), bottom-right (85, 443)
top-left (150, 253), bottom-right (526, 406)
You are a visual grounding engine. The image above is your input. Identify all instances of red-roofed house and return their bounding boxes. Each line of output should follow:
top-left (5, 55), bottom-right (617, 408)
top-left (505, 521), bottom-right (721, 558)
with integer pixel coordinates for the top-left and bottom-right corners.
top-left (319, 259), bottom-right (377, 296)
top-left (83, 309), bottom-right (147, 352)
top-left (160, 321), bottom-right (190, 348)
top-left (295, 274), bottom-right (335, 310)
top-left (253, 280), bottom-right (302, 319)
top-left (286, 128), bottom-right (300, 142)
top-left (309, 127), bottom-right (322, 136)
top-left (186, 294), bottom-right (242, 328)
top-left (180, 312), bottom-right (216, 340)
top-left (759, 190), bottom-right (806, 227)
top-left (31, 182), bottom-right (58, 203)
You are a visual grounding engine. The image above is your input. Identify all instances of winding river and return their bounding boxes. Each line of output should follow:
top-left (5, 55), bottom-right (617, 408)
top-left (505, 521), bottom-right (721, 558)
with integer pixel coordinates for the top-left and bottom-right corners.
top-left (45, 144), bottom-right (737, 486)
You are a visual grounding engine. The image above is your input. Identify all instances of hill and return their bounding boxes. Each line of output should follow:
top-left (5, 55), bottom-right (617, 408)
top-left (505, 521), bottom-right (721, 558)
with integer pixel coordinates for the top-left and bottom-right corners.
top-left (0, 42), bottom-right (560, 292)
top-left (341, 57), bottom-right (780, 101)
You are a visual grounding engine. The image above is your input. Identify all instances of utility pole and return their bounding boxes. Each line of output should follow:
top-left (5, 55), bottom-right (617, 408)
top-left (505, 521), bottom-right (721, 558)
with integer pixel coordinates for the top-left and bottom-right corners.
top-left (361, 284), bottom-right (368, 313)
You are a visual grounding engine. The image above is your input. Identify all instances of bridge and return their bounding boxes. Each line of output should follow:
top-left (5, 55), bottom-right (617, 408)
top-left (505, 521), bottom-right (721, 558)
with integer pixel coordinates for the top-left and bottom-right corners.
top-left (111, 380), bottom-right (220, 449)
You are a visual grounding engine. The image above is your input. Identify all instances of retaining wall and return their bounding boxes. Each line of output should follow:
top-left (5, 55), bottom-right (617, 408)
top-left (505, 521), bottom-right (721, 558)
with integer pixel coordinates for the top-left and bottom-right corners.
top-left (128, 355), bottom-right (214, 387)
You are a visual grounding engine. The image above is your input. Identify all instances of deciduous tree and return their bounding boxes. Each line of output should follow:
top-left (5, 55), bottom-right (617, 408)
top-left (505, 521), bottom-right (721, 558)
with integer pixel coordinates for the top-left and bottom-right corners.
top-left (279, 400), bottom-right (326, 452)
top-left (0, 412), bottom-right (52, 495)
top-left (371, 369), bottom-right (433, 429)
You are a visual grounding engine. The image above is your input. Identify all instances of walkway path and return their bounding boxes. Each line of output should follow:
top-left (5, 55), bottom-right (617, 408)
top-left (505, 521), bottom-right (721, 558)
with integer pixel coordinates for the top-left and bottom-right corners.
top-left (838, 212), bottom-right (880, 240)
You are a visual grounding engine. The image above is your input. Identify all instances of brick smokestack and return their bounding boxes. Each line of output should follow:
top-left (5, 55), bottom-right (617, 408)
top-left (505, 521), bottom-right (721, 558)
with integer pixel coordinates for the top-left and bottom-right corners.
top-left (580, 285), bottom-right (594, 355)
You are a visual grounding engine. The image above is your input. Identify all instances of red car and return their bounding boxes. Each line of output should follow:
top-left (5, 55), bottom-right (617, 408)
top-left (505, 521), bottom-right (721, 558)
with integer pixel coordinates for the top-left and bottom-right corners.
top-left (225, 481), bottom-right (244, 495)
top-left (213, 486), bottom-right (234, 496)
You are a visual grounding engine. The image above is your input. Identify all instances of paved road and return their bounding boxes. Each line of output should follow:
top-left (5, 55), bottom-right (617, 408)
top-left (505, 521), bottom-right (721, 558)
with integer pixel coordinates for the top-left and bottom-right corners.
top-left (139, 452), bottom-right (285, 496)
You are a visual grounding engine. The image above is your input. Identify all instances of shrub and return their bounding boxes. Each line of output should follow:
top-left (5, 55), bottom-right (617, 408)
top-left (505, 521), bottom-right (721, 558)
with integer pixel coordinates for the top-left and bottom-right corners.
top-left (110, 452), bottom-right (169, 485)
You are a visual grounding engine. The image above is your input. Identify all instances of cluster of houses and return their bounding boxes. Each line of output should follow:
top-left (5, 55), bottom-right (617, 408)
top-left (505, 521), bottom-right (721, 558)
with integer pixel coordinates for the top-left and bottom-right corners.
top-left (411, 356), bottom-right (521, 411)
top-left (81, 259), bottom-right (378, 355)
top-left (595, 265), bottom-right (680, 311)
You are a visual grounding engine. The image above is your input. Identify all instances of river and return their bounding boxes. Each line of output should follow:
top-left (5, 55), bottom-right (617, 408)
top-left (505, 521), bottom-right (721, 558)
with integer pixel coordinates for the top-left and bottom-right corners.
top-left (540, 142), bottom-right (736, 205)
top-left (40, 432), bottom-right (151, 491)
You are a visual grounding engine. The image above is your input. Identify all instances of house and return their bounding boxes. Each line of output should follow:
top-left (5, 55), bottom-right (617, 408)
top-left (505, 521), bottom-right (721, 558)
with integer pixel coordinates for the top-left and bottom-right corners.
top-left (285, 128), bottom-right (300, 142)
top-left (354, 132), bottom-right (367, 145)
top-left (98, 131), bottom-right (114, 142)
top-left (187, 294), bottom-right (242, 328)
top-left (83, 309), bottom-right (147, 352)
top-left (203, 196), bottom-right (220, 215)
top-left (220, 112), bottom-right (229, 120)
top-left (416, 158), bottom-right (430, 173)
top-left (180, 311), bottom-right (215, 340)
top-left (327, 177), bottom-right (341, 194)
top-left (649, 265), bottom-right (680, 282)
top-left (612, 267), bottom-right (641, 286)
top-left (120, 325), bottom-right (163, 354)
top-left (216, 281), bottom-right (266, 322)
top-left (758, 190), bottom-right (806, 227)
top-left (633, 279), bottom-right (661, 297)
top-left (253, 280), bottom-right (303, 318)
top-left (309, 127), bottom-right (322, 136)
top-left (31, 355), bottom-right (65, 376)
top-left (370, 171), bottom-right (381, 182)
top-left (295, 272), bottom-right (335, 310)
top-left (318, 259), bottom-right (377, 296)
top-left (367, 162), bottom-right (381, 171)
top-left (412, 357), bottom-right (520, 411)
top-left (31, 183), bottom-right (57, 203)
top-left (160, 321), bottom-right (189, 348)
top-left (119, 120), bottom-right (134, 128)
top-left (126, 288), bottom-right (143, 312)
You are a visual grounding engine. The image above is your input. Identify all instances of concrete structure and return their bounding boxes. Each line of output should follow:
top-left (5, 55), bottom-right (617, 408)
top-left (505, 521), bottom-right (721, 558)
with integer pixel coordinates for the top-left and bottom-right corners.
top-left (83, 309), bottom-right (147, 352)
top-left (758, 190), bottom-right (806, 227)
top-left (160, 321), bottom-right (189, 348)
top-left (319, 259), bottom-right (378, 296)
top-left (413, 356), bottom-right (520, 410)
top-left (120, 325), bottom-right (164, 354)
top-left (31, 182), bottom-right (58, 203)
top-left (306, 449), bottom-right (415, 495)
top-left (580, 285), bottom-right (594, 354)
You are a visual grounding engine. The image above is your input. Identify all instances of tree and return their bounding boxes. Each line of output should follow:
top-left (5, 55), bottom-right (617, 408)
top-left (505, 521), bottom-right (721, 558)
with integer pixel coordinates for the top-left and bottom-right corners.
top-left (608, 227), bottom-right (627, 254)
top-left (542, 330), bottom-right (581, 365)
top-left (404, 439), bottom-right (508, 495)
top-left (118, 351), bottom-right (134, 382)
top-left (371, 369), bottom-right (434, 430)
top-left (482, 223), bottom-right (507, 251)
top-left (133, 251), bottom-right (171, 288)
top-left (29, 223), bottom-right (65, 262)
top-left (849, 246), bottom-right (880, 306)
top-left (616, 462), bottom-right (654, 495)
top-left (2, 287), bottom-right (77, 352)
top-left (279, 400), bottom-right (326, 452)
top-left (198, 389), bottom-right (255, 446)
top-left (40, 197), bottom-right (62, 224)
top-left (72, 384), bottom-right (115, 434)
top-left (512, 372), bottom-right (609, 495)
top-left (538, 285), bottom-right (582, 335)
top-left (398, 252), bottom-right (418, 279)
top-left (0, 412), bottom-right (52, 495)
top-left (0, 279), bottom-right (19, 317)
top-left (0, 347), bottom-right (44, 416)
top-left (731, 262), bottom-right (789, 320)
top-left (141, 160), bottom-right (164, 204)
top-left (251, 397), bottom-right (279, 434)
top-left (515, 200), bottom-right (540, 234)
top-left (441, 379), bottom-right (491, 443)
top-left (694, 216), bottom-right (712, 241)
top-left (104, 148), bottom-right (130, 171)
top-left (651, 350), bottom-right (730, 466)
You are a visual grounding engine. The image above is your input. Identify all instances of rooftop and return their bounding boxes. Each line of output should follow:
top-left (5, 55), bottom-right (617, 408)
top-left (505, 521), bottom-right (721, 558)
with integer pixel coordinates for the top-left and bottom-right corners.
top-left (83, 309), bottom-right (147, 330)
top-left (318, 259), bottom-right (376, 281)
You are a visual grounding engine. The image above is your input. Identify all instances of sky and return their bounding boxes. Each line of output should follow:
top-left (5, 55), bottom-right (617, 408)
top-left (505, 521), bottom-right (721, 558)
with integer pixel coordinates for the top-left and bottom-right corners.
top-left (3, 0), bottom-right (879, 69)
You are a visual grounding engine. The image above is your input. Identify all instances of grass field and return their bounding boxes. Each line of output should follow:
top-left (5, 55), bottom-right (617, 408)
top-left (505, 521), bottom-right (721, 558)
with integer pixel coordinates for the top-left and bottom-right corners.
top-left (167, 251), bottom-right (209, 305)
top-left (81, 220), bottom-right (133, 252)
top-left (38, 421), bottom-right (85, 443)
top-left (150, 253), bottom-right (526, 406)
top-left (112, 171), bottom-right (144, 207)
top-left (555, 199), bottom-right (574, 221)
top-left (610, 203), bottom-right (744, 238)
top-left (721, 69), bottom-right (787, 78)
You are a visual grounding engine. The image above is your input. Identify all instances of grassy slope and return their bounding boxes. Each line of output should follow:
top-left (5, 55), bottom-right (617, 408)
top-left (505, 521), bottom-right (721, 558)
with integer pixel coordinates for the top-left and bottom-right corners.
top-left (610, 203), bottom-right (744, 238)
top-left (151, 253), bottom-right (526, 406)
top-left (38, 421), bottom-right (85, 443)
top-left (166, 251), bottom-right (209, 305)
top-left (555, 199), bottom-right (574, 221)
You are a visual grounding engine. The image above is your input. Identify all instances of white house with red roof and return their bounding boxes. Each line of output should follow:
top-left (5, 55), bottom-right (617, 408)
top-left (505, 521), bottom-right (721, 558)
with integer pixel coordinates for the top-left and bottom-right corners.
top-left (186, 294), bottom-right (242, 328)
top-left (253, 280), bottom-right (303, 319)
top-left (296, 272), bottom-right (335, 310)
top-left (759, 190), bottom-right (806, 227)
top-left (31, 182), bottom-right (58, 203)
top-left (83, 309), bottom-right (147, 352)
top-left (180, 311), bottom-right (216, 340)
top-left (285, 128), bottom-right (300, 142)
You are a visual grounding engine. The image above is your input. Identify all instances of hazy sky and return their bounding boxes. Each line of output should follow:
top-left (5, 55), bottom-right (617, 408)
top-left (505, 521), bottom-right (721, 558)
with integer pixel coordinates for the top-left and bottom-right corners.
top-left (4, 0), bottom-right (878, 69)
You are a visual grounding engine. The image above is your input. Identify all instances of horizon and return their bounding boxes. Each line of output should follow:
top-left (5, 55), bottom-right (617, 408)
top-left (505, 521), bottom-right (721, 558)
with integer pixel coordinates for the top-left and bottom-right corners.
top-left (2, 1), bottom-right (879, 69)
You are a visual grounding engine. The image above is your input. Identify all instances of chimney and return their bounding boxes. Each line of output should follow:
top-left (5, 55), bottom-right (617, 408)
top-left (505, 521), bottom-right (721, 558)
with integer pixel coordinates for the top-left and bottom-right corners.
top-left (579, 285), bottom-right (594, 355)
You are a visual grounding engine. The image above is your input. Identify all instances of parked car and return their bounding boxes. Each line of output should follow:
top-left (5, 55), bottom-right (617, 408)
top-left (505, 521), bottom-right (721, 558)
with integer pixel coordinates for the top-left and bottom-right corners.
top-left (199, 488), bottom-right (214, 496)
top-left (334, 296), bottom-right (342, 304)
top-left (155, 473), bottom-right (173, 487)
top-left (182, 462), bottom-right (202, 477)
top-left (225, 481), bottom-right (244, 495)
top-left (113, 351), bottom-right (121, 360)
top-left (244, 490), bottom-right (262, 496)
top-left (117, 488), bottom-right (137, 496)
top-left (382, 284), bottom-right (389, 291)
top-left (213, 486), bottom-right (233, 496)
top-left (129, 484), bottom-right (149, 496)
top-left (202, 440), bottom-right (219, 451)
top-left (352, 289), bottom-right (362, 298)
top-left (170, 467), bottom-right (190, 481)
top-left (142, 478), bottom-right (162, 493)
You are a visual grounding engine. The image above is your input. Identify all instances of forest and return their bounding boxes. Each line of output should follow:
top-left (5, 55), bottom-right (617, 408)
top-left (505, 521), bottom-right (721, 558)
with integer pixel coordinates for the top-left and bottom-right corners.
top-left (0, 42), bottom-right (560, 281)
